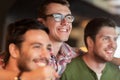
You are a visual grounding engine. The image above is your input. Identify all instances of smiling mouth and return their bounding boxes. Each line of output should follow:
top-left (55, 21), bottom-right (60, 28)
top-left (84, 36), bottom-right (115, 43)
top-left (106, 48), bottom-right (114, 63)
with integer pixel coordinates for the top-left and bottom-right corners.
top-left (105, 49), bottom-right (115, 55)
top-left (33, 58), bottom-right (49, 67)
top-left (58, 28), bottom-right (68, 32)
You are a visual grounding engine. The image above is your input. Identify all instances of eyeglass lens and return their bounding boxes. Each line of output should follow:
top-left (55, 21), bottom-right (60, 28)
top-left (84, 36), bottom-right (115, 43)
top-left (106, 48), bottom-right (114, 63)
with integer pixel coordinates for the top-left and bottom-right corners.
top-left (53, 13), bottom-right (74, 22)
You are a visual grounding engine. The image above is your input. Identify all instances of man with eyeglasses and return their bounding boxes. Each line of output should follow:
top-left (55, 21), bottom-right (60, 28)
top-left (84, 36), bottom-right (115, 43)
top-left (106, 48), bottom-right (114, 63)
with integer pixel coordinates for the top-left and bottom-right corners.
top-left (41, 13), bottom-right (74, 23)
top-left (37, 0), bottom-right (79, 77)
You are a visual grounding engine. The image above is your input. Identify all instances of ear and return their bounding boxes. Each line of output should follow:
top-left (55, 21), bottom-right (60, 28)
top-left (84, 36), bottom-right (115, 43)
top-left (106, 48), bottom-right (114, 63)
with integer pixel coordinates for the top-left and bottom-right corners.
top-left (37, 18), bottom-right (45, 25)
top-left (9, 43), bottom-right (20, 58)
top-left (86, 36), bottom-right (94, 48)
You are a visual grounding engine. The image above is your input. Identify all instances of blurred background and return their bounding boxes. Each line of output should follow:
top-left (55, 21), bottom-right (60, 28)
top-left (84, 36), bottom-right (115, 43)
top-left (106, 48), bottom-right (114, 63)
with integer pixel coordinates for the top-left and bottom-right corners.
top-left (0, 0), bottom-right (120, 57)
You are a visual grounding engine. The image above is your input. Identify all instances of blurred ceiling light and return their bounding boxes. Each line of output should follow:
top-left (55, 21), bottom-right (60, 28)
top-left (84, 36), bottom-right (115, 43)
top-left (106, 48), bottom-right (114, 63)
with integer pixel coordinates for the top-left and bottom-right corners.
top-left (84, 0), bottom-right (120, 15)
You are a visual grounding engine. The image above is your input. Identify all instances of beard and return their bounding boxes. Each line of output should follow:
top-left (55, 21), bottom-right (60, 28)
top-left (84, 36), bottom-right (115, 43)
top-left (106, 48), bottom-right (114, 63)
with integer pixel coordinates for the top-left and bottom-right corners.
top-left (17, 57), bottom-right (31, 72)
top-left (93, 51), bottom-right (107, 63)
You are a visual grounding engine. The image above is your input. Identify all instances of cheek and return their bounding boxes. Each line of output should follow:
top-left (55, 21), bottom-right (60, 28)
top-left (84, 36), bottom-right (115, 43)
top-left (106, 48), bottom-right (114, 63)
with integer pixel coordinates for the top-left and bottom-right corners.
top-left (21, 50), bottom-right (35, 60)
top-left (95, 40), bottom-right (105, 47)
top-left (20, 53), bottom-right (30, 61)
top-left (96, 44), bottom-right (106, 54)
top-left (94, 42), bottom-right (103, 51)
top-left (28, 51), bottom-right (37, 58)
top-left (96, 44), bottom-right (104, 50)
top-left (70, 24), bottom-right (72, 28)
top-left (69, 23), bottom-right (72, 27)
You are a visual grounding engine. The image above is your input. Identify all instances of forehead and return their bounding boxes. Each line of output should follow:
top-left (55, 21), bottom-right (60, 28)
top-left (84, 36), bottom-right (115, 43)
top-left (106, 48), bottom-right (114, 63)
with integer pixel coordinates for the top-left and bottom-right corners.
top-left (23, 29), bottom-right (51, 44)
top-left (97, 26), bottom-right (117, 37)
top-left (46, 3), bottom-right (71, 14)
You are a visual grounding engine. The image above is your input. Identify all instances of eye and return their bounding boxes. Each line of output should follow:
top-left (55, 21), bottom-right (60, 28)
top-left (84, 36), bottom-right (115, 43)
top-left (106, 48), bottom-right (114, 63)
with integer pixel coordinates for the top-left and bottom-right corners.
top-left (114, 37), bottom-right (118, 42)
top-left (53, 14), bottom-right (62, 21)
top-left (66, 15), bottom-right (72, 20)
top-left (65, 14), bottom-right (74, 22)
top-left (66, 16), bottom-right (72, 22)
top-left (47, 44), bottom-right (52, 52)
top-left (103, 37), bottom-right (109, 41)
top-left (102, 36), bottom-right (112, 43)
top-left (34, 46), bottom-right (40, 48)
top-left (33, 44), bottom-right (41, 48)
top-left (54, 14), bottom-right (61, 18)
top-left (47, 47), bottom-right (52, 52)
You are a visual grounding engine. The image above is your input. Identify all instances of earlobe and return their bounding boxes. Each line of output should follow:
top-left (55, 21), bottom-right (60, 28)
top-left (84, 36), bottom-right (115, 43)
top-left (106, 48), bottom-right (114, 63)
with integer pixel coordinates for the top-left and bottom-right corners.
top-left (87, 37), bottom-right (94, 48)
top-left (9, 43), bottom-right (19, 58)
top-left (37, 18), bottom-right (44, 24)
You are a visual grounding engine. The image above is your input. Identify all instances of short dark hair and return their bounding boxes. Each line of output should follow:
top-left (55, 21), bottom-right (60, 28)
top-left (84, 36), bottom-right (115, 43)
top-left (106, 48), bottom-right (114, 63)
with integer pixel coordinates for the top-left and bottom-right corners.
top-left (38, 0), bottom-right (70, 19)
top-left (4, 18), bottom-right (49, 64)
top-left (84, 17), bottom-right (116, 48)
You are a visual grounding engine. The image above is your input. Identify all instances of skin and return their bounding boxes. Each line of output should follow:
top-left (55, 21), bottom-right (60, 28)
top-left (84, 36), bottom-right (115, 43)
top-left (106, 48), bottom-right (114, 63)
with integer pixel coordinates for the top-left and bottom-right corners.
top-left (5, 30), bottom-right (56, 80)
top-left (0, 2), bottom-right (119, 80)
top-left (17, 30), bottom-right (51, 71)
top-left (111, 57), bottom-right (120, 65)
top-left (93, 27), bottom-right (117, 62)
top-left (38, 2), bottom-right (120, 67)
top-left (83, 26), bottom-right (118, 73)
top-left (38, 3), bottom-right (72, 55)
top-left (0, 2), bottom-right (71, 80)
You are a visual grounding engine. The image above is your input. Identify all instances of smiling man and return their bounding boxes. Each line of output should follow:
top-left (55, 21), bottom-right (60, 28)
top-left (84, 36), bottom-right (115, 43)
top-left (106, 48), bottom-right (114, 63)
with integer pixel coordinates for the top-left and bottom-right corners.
top-left (37, 0), bottom-right (78, 76)
top-left (3, 19), bottom-right (56, 80)
top-left (60, 17), bottom-right (120, 80)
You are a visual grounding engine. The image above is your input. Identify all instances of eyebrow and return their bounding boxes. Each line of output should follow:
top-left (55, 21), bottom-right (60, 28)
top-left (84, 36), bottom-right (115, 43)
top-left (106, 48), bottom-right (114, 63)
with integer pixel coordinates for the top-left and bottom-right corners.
top-left (47, 44), bottom-right (52, 48)
top-left (30, 42), bottom-right (42, 46)
top-left (30, 42), bottom-right (52, 47)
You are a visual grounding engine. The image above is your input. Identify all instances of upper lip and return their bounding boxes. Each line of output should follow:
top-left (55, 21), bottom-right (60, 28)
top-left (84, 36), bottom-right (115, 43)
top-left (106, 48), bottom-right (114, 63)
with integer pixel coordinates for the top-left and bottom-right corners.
top-left (105, 49), bottom-right (115, 54)
top-left (58, 27), bottom-right (69, 32)
top-left (33, 58), bottom-right (49, 66)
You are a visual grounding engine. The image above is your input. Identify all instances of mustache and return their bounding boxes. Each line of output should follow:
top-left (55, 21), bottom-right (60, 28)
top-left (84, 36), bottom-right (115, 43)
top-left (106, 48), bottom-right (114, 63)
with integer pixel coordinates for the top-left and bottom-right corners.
top-left (33, 57), bottom-right (50, 66)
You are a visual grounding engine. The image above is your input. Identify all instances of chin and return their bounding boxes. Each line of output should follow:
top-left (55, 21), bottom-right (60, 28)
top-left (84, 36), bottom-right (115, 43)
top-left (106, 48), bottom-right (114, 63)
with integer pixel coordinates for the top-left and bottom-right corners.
top-left (105, 58), bottom-right (113, 62)
top-left (62, 38), bottom-right (69, 41)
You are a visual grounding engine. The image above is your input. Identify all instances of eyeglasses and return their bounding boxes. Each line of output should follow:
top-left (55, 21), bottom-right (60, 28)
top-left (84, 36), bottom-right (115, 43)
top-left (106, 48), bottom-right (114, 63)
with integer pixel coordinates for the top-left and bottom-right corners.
top-left (44, 13), bottom-right (74, 23)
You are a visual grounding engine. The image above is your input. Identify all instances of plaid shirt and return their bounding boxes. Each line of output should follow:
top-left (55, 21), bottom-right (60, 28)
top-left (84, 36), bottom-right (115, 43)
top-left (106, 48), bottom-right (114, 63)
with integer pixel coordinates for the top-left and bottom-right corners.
top-left (51, 43), bottom-right (80, 76)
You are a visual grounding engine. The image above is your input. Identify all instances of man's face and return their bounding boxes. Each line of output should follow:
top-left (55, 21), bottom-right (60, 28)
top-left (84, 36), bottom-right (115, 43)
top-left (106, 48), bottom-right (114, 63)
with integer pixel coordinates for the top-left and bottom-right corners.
top-left (17, 30), bottom-right (52, 71)
top-left (92, 26), bottom-right (118, 62)
top-left (40, 3), bottom-right (72, 42)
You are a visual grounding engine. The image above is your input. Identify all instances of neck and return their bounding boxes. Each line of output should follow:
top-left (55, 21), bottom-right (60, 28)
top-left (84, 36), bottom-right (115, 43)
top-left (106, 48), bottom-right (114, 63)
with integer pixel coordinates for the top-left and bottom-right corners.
top-left (49, 36), bottom-right (63, 56)
top-left (5, 57), bottom-right (20, 73)
top-left (51, 41), bottom-right (63, 56)
top-left (83, 53), bottom-right (106, 74)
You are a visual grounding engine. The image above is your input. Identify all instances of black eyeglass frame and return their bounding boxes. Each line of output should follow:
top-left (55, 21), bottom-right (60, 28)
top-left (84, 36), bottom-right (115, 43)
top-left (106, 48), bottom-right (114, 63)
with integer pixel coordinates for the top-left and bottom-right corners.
top-left (43, 13), bottom-right (75, 23)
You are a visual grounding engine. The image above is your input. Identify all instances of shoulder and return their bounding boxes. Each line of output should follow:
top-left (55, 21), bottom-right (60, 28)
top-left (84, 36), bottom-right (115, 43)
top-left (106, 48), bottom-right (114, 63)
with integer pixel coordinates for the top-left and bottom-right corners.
top-left (64, 55), bottom-right (83, 71)
top-left (104, 62), bottom-right (120, 74)
top-left (106, 62), bottom-right (119, 69)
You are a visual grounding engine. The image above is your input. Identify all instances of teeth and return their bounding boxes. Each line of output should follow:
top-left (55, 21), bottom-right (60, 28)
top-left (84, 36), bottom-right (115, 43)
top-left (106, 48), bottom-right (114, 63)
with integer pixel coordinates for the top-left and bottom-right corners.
top-left (36, 62), bottom-right (46, 67)
top-left (33, 59), bottom-right (47, 67)
top-left (106, 50), bottom-right (113, 54)
top-left (59, 28), bottom-right (67, 32)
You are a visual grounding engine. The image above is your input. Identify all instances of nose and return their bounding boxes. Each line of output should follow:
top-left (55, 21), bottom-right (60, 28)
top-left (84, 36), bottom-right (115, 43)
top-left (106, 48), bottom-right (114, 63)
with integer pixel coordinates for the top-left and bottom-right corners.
top-left (61, 19), bottom-right (69, 26)
top-left (109, 39), bottom-right (117, 49)
top-left (41, 48), bottom-right (51, 60)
